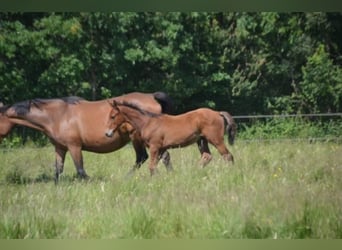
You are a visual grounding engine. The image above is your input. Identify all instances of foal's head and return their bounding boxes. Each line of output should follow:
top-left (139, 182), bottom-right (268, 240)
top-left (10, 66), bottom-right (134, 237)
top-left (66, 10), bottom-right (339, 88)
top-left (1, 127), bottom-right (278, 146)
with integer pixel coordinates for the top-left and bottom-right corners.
top-left (105, 100), bottom-right (126, 137)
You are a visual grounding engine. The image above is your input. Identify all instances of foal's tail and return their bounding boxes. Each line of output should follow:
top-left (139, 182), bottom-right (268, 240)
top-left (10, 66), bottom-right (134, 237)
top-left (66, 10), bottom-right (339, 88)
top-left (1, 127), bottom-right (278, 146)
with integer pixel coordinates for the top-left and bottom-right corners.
top-left (219, 111), bottom-right (237, 145)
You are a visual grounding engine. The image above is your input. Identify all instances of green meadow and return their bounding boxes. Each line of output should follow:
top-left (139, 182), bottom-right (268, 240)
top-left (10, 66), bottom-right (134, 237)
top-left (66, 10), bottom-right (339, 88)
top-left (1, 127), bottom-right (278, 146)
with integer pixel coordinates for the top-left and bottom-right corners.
top-left (0, 141), bottom-right (341, 238)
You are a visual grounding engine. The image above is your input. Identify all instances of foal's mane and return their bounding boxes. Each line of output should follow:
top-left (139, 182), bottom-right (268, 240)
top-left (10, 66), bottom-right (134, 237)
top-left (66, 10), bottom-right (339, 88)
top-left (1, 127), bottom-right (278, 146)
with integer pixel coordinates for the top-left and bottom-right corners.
top-left (0, 96), bottom-right (84, 116)
top-left (116, 101), bottom-right (162, 118)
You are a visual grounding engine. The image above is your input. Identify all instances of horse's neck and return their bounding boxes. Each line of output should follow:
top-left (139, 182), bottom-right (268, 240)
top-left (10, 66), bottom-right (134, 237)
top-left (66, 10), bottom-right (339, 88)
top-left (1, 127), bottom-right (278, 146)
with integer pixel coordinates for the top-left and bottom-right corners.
top-left (120, 106), bottom-right (151, 131)
top-left (8, 118), bottom-right (45, 131)
top-left (5, 104), bottom-right (58, 131)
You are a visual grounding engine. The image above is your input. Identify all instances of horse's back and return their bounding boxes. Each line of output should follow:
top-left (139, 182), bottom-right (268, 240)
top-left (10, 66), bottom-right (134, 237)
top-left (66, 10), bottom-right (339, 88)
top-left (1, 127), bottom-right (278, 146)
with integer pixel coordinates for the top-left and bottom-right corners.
top-left (67, 99), bottom-right (110, 127)
top-left (113, 92), bottom-right (160, 113)
top-left (182, 108), bottom-right (219, 120)
top-left (174, 108), bottom-right (224, 133)
top-left (113, 92), bottom-right (173, 114)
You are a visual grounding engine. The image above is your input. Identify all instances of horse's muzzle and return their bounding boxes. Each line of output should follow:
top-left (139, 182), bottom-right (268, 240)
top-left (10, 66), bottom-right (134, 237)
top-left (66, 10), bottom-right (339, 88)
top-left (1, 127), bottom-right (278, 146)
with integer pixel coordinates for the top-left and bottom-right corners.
top-left (105, 129), bottom-right (114, 137)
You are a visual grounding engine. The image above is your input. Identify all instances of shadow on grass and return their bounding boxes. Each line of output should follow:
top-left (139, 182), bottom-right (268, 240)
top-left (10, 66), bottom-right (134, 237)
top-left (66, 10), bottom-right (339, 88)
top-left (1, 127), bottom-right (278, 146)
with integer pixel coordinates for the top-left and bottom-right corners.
top-left (1, 169), bottom-right (107, 185)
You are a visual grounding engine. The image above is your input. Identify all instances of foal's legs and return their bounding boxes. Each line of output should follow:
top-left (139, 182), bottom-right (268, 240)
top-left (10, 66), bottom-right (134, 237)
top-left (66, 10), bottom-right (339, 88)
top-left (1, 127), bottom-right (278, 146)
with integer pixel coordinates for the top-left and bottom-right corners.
top-left (197, 137), bottom-right (213, 167)
top-left (213, 141), bottom-right (234, 163)
top-left (205, 134), bottom-right (234, 163)
top-left (130, 131), bottom-right (173, 175)
top-left (128, 138), bottom-right (149, 176)
top-left (148, 146), bottom-right (160, 176)
top-left (55, 146), bottom-right (66, 183)
top-left (68, 145), bottom-right (89, 179)
top-left (218, 144), bottom-right (234, 162)
top-left (159, 150), bottom-right (173, 172)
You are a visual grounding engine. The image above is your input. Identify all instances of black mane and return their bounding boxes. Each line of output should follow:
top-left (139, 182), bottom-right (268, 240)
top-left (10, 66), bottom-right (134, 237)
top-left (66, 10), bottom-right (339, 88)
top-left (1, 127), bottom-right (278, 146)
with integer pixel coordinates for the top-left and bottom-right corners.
top-left (60, 96), bottom-right (85, 104)
top-left (117, 101), bottom-right (162, 118)
top-left (0, 96), bottom-right (84, 116)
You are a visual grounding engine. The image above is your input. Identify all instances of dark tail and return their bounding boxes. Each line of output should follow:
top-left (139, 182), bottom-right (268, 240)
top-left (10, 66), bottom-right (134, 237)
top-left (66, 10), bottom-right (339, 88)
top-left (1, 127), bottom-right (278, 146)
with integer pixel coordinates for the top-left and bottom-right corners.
top-left (153, 91), bottom-right (173, 114)
top-left (0, 104), bottom-right (10, 114)
top-left (219, 111), bottom-right (237, 145)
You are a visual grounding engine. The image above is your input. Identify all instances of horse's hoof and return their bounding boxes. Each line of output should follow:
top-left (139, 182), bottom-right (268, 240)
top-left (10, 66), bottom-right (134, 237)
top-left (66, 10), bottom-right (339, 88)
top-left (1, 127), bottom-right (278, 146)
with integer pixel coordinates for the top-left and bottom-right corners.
top-left (77, 173), bottom-right (90, 180)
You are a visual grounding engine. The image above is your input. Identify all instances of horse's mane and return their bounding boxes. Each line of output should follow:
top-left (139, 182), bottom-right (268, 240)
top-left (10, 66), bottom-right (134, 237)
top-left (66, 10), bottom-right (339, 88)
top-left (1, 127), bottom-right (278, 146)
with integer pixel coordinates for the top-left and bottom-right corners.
top-left (32, 96), bottom-right (84, 105)
top-left (0, 96), bottom-right (84, 116)
top-left (116, 101), bottom-right (162, 118)
top-left (60, 96), bottom-right (85, 104)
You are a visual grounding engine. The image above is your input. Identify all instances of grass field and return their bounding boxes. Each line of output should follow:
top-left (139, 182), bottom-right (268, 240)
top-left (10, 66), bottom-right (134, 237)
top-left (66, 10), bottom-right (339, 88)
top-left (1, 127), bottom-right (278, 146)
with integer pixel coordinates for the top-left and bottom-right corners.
top-left (0, 140), bottom-right (341, 238)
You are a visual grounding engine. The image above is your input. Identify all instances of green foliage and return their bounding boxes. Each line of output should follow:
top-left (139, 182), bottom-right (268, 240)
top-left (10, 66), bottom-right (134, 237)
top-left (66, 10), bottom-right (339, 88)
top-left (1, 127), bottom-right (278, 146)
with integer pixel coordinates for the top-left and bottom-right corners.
top-left (1, 12), bottom-right (341, 114)
top-left (297, 44), bottom-right (342, 113)
top-left (1, 13), bottom-right (341, 145)
top-left (0, 136), bottom-right (23, 148)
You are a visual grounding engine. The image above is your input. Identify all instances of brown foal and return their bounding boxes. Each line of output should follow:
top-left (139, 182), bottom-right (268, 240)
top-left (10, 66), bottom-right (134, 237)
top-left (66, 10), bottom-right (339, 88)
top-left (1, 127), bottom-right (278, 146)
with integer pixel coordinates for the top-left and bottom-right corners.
top-left (105, 101), bottom-right (237, 175)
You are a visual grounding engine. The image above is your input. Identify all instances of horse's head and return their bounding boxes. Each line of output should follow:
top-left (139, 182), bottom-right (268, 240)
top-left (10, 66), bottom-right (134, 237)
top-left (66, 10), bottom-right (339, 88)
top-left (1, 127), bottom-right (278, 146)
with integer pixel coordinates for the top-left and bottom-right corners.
top-left (105, 100), bottom-right (126, 137)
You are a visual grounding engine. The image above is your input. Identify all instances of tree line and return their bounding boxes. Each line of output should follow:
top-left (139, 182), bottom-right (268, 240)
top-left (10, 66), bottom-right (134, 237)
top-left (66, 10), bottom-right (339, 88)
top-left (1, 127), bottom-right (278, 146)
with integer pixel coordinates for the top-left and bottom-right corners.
top-left (1, 12), bottom-right (341, 116)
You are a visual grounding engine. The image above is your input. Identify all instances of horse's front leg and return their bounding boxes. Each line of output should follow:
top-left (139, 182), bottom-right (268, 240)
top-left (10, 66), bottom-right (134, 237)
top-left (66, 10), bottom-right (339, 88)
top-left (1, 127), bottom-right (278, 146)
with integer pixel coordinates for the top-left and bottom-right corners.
top-left (54, 146), bottom-right (66, 184)
top-left (149, 146), bottom-right (160, 176)
top-left (68, 145), bottom-right (89, 179)
top-left (129, 135), bottom-right (148, 175)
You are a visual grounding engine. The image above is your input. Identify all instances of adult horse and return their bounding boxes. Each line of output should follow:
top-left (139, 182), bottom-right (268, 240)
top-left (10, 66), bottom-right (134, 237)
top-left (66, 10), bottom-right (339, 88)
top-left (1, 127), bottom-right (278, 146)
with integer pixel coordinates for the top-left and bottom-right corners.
top-left (105, 101), bottom-right (237, 176)
top-left (0, 92), bottom-right (173, 182)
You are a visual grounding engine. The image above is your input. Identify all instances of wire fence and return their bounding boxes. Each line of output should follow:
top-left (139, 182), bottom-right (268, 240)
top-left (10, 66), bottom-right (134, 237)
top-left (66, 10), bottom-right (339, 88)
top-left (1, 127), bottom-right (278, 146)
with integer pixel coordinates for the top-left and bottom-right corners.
top-left (233, 113), bottom-right (342, 119)
top-left (236, 137), bottom-right (342, 143)
top-left (232, 112), bottom-right (342, 143)
top-left (1, 113), bottom-right (341, 147)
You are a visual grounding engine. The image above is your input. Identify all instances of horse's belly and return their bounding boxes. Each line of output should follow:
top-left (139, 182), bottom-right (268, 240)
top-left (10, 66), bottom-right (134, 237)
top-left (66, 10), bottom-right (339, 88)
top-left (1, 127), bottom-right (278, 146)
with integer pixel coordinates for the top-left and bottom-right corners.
top-left (81, 133), bottom-right (130, 153)
top-left (82, 144), bottom-right (125, 153)
top-left (165, 132), bottom-right (199, 149)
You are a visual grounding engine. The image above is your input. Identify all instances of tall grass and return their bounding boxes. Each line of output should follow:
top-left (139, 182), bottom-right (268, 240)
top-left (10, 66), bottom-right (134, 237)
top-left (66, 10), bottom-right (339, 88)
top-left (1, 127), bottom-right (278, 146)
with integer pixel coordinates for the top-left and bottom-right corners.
top-left (0, 141), bottom-right (341, 238)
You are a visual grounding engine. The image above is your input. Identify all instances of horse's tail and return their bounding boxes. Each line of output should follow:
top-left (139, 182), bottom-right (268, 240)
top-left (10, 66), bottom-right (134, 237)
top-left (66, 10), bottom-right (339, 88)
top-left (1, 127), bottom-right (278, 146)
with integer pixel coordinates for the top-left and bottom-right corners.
top-left (0, 104), bottom-right (10, 114)
top-left (219, 111), bottom-right (237, 145)
top-left (153, 91), bottom-right (173, 114)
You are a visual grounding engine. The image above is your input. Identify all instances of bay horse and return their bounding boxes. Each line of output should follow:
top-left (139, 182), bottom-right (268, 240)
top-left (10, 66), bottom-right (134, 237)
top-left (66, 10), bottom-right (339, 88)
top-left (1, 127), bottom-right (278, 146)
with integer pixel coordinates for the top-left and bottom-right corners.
top-left (105, 101), bottom-right (237, 175)
top-left (0, 92), bottom-right (173, 182)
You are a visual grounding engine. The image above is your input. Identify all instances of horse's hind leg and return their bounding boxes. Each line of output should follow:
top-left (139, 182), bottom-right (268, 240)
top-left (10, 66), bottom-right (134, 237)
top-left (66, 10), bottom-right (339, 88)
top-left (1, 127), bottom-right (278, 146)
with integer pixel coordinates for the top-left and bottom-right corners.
top-left (68, 145), bottom-right (89, 179)
top-left (55, 146), bottom-right (66, 183)
top-left (197, 137), bottom-right (212, 167)
top-left (214, 142), bottom-right (234, 163)
top-left (205, 133), bottom-right (234, 163)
